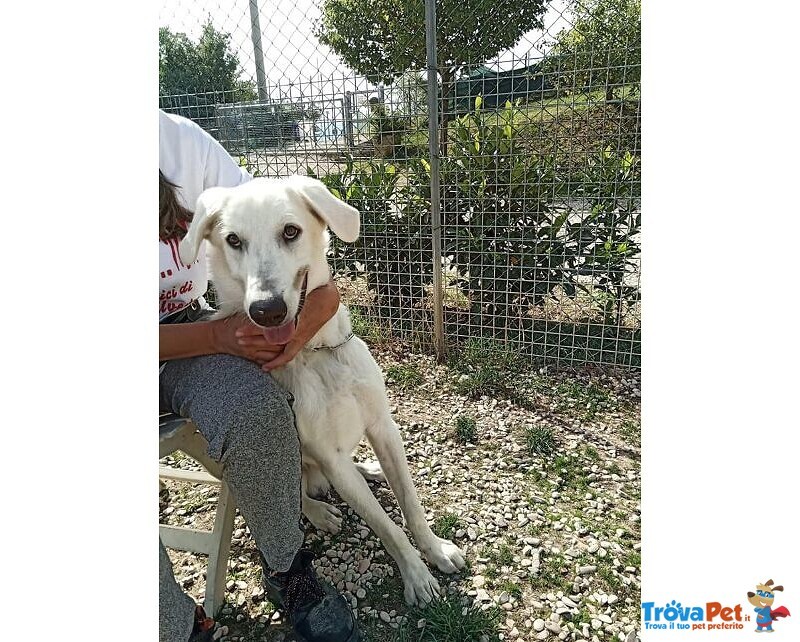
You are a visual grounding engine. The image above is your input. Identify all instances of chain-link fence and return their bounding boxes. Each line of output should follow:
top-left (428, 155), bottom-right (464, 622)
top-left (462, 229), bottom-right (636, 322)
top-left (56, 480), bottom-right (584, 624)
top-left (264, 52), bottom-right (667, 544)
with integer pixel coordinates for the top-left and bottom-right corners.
top-left (159, 0), bottom-right (641, 368)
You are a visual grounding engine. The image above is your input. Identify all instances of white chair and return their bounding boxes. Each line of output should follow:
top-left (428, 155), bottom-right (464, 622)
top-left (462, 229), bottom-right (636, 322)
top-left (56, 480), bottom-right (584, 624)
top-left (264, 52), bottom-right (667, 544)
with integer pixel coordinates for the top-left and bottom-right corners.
top-left (159, 415), bottom-right (236, 616)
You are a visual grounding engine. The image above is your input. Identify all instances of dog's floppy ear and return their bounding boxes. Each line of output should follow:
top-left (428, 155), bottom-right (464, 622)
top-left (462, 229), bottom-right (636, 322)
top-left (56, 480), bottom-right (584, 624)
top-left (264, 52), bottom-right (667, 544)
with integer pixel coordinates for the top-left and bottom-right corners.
top-left (286, 175), bottom-right (360, 242)
top-left (179, 187), bottom-right (227, 264)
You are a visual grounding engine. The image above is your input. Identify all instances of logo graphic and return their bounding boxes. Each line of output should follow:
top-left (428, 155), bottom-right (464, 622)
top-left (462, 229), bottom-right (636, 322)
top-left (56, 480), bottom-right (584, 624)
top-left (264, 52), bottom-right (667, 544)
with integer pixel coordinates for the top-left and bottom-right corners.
top-left (747, 579), bottom-right (791, 633)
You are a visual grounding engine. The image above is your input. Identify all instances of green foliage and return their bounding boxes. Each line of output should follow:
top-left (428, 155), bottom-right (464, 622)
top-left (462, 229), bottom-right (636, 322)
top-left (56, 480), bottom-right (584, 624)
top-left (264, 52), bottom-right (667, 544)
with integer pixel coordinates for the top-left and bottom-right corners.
top-left (525, 425), bottom-right (556, 456)
top-left (385, 363), bottom-right (425, 389)
top-left (449, 339), bottom-right (526, 399)
top-left (396, 594), bottom-right (501, 641)
top-left (573, 146), bottom-right (641, 324)
top-left (454, 415), bottom-right (478, 444)
top-left (542, 0), bottom-right (641, 99)
top-left (316, 0), bottom-right (547, 87)
top-left (432, 513), bottom-right (461, 539)
top-left (314, 98), bottom-right (640, 334)
top-left (438, 100), bottom-right (577, 321)
top-left (310, 159), bottom-right (434, 322)
top-left (159, 22), bottom-right (256, 99)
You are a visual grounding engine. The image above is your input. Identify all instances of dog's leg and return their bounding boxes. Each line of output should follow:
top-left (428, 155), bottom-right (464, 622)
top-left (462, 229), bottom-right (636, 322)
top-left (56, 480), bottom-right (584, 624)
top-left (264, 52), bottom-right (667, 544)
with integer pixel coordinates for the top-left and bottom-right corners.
top-left (319, 456), bottom-right (441, 606)
top-left (303, 460), bottom-right (332, 498)
top-left (367, 418), bottom-right (466, 575)
top-left (301, 468), bottom-right (342, 533)
top-left (355, 460), bottom-right (386, 483)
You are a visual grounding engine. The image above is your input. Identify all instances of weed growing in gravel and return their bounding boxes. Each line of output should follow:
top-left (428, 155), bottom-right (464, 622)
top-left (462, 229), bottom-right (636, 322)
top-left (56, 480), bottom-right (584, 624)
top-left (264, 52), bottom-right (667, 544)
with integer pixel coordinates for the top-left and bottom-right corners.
top-left (618, 418), bottom-right (641, 447)
top-left (552, 380), bottom-right (613, 419)
top-left (348, 306), bottom-right (392, 345)
top-left (396, 594), bottom-right (501, 642)
top-left (449, 339), bottom-right (526, 399)
top-left (525, 425), bottom-right (556, 456)
top-left (497, 579), bottom-right (523, 598)
top-left (486, 543), bottom-right (515, 567)
top-left (454, 415), bottom-right (478, 443)
top-left (531, 552), bottom-right (572, 593)
top-left (551, 454), bottom-right (589, 491)
top-left (432, 513), bottom-right (460, 540)
top-left (385, 363), bottom-right (424, 390)
top-left (584, 445), bottom-right (601, 461)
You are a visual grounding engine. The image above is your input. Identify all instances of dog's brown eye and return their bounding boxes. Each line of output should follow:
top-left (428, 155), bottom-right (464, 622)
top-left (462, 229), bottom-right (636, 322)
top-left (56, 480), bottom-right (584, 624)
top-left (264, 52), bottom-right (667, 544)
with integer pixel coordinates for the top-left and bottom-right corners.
top-left (226, 233), bottom-right (242, 249)
top-left (283, 224), bottom-right (301, 241)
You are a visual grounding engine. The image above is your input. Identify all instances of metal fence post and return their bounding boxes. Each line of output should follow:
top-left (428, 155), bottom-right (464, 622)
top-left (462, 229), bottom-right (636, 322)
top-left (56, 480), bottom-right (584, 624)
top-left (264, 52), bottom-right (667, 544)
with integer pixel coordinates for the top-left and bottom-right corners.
top-left (424, 0), bottom-right (445, 362)
top-left (342, 92), bottom-right (355, 149)
top-left (248, 0), bottom-right (268, 102)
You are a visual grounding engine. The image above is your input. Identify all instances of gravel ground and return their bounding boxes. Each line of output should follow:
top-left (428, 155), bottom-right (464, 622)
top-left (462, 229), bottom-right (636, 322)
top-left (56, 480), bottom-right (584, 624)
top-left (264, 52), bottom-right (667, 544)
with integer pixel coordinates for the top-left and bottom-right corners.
top-left (160, 343), bottom-right (641, 642)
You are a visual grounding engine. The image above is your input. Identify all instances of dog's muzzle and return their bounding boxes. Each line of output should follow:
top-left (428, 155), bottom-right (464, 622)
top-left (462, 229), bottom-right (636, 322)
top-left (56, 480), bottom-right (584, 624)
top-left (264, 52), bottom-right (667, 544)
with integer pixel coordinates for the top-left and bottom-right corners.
top-left (248, 273), bottom-right (308, 328)
top-left (249, 297), bottom-right (288, 327)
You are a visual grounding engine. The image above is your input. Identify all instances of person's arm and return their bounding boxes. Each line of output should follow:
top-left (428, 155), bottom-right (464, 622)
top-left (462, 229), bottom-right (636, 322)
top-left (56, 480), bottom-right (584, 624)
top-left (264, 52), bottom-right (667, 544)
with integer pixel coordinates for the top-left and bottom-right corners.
top-left (159, 315), bottom-right (282, 363)
top-left (236, 279), bottom-right (341, 371)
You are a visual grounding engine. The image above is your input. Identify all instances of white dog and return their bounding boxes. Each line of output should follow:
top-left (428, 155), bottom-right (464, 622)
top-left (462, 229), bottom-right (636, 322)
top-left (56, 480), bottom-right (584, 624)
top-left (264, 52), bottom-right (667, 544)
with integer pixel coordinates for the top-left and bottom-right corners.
top-left (179, 176), bottom-right (465, 605)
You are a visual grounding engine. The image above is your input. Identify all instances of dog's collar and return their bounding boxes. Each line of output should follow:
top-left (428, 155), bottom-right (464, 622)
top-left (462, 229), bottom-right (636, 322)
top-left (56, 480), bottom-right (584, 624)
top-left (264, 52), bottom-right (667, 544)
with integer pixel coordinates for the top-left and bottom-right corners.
top-left (306, 331), bottom-right (355, 351)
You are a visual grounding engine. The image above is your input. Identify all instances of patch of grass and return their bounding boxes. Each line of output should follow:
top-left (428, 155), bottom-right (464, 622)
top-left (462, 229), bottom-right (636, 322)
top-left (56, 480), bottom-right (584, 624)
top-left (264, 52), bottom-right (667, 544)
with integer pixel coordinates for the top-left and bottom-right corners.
top-left (573, 606), bottom-right (593, 626)
top-left (625, 551), bottom-right (641, 568)
top-left (349, 306), bottom-right (390, 344)
top-left (551, 454), bottom-right (589, 492)
top-left (584, 445), bottom-right (601, 461)
top-left (497, 579), bottom-right (523, 599)
top-left (607, 462), bottom-right (623, 476)
top-left (432, 513), bottom-right (460, 540)
top-left (525, 425), bottom-right (556, 456)
top-left (454, 415), bottom-right (478, 444)
top-left (597, 562), bottom-right (624, 592)
top-left (531, 552), bottom-right (572, 593)
top-left (397, 594), bottom-right (501, 642)
top-left (618, 418), bottom-right (641, 447)
top-left (385, 363), bottom-right (425, 390)
top-left (449, 339), bottom-right (526, 399)
top-left (552, 380), bottom-right (613, 420)
top-left (486, 543), bottom-right (515, 567)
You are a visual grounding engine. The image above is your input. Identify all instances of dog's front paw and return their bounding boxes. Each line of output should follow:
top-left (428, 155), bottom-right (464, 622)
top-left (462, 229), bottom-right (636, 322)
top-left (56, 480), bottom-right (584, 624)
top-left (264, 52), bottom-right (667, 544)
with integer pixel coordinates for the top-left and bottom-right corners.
top-left (421, 537), bottom-right (466, 574)
top-left (302, 497), bottom-right (343, 534)
top-left (401, 556), bottom-right (441, 606)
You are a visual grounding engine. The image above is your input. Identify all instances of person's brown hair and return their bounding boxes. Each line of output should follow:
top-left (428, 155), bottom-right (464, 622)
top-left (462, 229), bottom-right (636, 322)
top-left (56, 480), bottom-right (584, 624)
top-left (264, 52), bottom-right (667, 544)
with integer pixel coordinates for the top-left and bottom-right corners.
top-left (159, 171), bottom-right (193, 240)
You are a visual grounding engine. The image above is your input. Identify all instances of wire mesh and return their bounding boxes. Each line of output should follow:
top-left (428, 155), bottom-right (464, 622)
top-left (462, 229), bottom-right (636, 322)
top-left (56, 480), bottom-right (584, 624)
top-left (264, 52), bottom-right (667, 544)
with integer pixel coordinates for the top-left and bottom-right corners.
top-left (159, 0), bottom-right (641, 367)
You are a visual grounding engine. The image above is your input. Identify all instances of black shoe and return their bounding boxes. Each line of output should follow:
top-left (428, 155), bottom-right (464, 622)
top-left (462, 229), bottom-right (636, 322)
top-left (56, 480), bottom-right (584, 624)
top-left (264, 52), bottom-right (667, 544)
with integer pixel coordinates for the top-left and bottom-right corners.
top-left (260, 549), bottom-right (359, 642)
top-left (188, 605), bottom-right (215, 642)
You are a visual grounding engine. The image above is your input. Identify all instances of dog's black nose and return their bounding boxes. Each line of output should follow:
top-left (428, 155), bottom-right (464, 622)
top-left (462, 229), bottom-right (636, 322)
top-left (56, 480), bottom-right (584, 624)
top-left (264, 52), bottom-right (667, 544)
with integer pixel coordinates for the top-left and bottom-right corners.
top-left (249, 298), bottom-right (287, 327)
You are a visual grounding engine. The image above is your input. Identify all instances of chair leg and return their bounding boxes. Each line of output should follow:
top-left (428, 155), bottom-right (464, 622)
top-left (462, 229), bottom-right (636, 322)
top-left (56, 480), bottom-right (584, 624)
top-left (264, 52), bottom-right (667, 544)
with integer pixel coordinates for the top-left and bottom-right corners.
top-left (204, 480), bottom-right (236, 617)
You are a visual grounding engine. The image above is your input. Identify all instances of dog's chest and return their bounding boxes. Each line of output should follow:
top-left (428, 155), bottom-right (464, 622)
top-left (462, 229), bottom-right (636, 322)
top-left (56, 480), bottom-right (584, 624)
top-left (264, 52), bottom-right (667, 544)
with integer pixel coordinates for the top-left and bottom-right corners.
top-left (271, 344), bottom-right (383, 455)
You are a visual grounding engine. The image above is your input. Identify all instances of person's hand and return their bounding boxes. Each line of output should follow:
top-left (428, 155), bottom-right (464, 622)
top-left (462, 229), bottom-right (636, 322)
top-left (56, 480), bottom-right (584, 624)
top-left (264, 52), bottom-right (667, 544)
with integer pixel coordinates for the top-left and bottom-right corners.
top-left (210, 314), bottom-right (284, 366)
top-left (260, 339), bottom-right (303, 371)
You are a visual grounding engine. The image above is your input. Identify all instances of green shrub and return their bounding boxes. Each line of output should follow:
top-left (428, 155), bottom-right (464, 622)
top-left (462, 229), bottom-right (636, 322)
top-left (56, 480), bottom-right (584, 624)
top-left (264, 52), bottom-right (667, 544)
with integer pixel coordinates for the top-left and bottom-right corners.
top-left (525, 425), bottom-right (556, 456)
top-left (454, 415), bottom-right (477, 443)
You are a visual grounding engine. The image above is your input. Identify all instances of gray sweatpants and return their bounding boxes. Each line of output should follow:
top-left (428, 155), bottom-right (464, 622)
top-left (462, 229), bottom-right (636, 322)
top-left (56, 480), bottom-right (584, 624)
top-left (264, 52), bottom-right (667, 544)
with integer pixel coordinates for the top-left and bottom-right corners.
top-left (159, 354), bottom-right (305, 642)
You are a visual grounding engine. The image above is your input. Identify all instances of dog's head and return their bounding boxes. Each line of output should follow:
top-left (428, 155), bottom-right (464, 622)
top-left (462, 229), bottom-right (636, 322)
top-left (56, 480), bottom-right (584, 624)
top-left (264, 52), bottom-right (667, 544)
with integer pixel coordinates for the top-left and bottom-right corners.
top-left (179, 175), bottom-right (360, 343)
top-left (747, 580), bottom-right (784, 608)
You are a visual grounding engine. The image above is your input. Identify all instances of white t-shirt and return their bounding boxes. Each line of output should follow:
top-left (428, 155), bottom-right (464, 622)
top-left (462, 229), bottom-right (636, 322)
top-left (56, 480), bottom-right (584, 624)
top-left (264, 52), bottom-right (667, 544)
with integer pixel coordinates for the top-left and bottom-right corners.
top-left (159, 110), bottom-right (251, 320)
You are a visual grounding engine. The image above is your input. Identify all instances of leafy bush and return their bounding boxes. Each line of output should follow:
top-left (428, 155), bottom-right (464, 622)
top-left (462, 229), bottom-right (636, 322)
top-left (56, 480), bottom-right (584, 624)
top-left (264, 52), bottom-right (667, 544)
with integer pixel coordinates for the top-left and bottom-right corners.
top-left (310, 159), bottom-right (433, 324)
top-left (573, 146), bottom-right (641, 324)
top-left (313, 97), bottom-right (640, 333)
top-left (435, 98), bottom-right (577, 322)
top-left (454, 415), bottom-right (478, 443)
